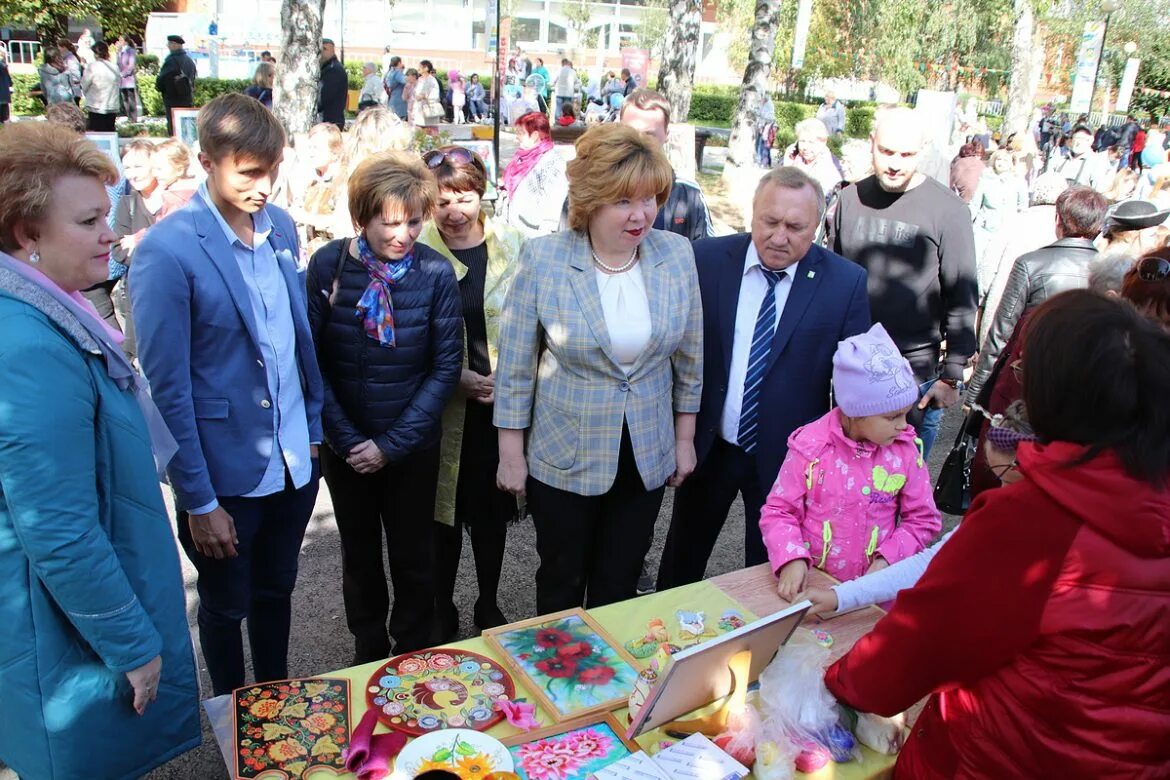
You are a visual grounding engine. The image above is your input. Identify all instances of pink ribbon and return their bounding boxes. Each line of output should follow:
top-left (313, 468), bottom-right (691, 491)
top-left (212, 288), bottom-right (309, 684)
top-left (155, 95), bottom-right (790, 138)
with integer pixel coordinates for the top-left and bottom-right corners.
top-left (344, 710), bottom-right (409, 780)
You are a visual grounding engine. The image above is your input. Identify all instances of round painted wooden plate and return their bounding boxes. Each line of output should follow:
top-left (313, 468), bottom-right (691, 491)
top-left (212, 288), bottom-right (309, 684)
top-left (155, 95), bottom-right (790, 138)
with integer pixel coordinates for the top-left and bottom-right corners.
top-left (365, 648), bottom-right (515, 735)
top-left (393, 728), bottom-right (513, 779)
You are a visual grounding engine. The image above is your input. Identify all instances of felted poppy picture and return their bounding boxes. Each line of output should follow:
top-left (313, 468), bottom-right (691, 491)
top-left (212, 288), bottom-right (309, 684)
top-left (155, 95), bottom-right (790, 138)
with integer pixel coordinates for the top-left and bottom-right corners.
top-left (484, 609), bottom-right (639, 721)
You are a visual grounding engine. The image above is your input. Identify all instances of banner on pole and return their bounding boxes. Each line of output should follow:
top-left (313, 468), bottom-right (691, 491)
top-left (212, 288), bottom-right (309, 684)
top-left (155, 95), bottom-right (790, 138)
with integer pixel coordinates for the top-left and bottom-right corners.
top-left (791, 0), bottom-right (813, 70)
top-left (1116, 57), bottom-right (1141, 113)
top-left (1069, 21), bottom-right (1105, 114)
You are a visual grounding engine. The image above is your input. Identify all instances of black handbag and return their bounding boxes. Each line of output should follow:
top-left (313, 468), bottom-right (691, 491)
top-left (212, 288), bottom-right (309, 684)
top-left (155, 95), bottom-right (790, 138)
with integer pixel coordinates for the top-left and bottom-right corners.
top-left (933, 407), bottom-right (984, 515)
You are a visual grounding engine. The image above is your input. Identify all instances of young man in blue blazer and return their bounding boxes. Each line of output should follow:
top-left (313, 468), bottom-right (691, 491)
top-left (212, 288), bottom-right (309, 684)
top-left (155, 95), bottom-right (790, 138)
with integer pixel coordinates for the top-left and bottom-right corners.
top-left (131, 94), bottom-right (324, 695)
top-left (657, 167), bottom-right (871, 589)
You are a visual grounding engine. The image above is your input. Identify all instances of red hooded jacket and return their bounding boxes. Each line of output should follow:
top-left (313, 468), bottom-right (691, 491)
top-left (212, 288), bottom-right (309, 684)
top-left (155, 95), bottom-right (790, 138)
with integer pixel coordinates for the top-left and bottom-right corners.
top-left (826, 441), bottom-right (1170, 778)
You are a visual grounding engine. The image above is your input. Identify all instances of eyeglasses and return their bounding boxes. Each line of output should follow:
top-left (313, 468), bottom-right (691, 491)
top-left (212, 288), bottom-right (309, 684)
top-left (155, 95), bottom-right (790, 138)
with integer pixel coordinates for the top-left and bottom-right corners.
top-left (423, 148), bottom-right (475, 169)
top-left (1010, 358), bottom-right (1024, 382)
top-left (988, 459), bottom-right (1018, 481)
top-left (1137, 256), bottom-right (1170, 282)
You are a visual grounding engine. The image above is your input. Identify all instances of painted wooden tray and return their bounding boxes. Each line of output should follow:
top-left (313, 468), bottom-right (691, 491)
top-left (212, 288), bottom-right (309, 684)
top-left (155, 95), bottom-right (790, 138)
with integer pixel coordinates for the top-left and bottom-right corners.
top-left (364, 647), bottom-right (515, 735)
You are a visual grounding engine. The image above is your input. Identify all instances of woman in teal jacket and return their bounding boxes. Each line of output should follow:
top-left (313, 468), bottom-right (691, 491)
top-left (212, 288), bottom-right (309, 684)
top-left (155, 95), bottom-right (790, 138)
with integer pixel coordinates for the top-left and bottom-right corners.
top-left (0, 123), bottom-right (200, 779)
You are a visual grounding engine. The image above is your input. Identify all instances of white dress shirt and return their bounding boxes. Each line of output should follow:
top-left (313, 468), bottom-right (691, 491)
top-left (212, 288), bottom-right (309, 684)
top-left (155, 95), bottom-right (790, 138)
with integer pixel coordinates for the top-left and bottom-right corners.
top-left (720, 242), bottom-right (799, 445)
top-left (595, 264), bottom-right (652, 372)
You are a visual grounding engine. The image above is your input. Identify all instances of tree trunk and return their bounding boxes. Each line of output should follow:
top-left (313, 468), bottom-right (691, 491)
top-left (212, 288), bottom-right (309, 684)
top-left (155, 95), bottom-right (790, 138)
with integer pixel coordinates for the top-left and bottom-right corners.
top-left (1003, 0), bottom-right (1035, 139)
top-left (276, 0), bottom-right (327, 138)
top-left (725, 0), bottom-right (782, 170)
top-left (656, 0), bottom-right (703, 122)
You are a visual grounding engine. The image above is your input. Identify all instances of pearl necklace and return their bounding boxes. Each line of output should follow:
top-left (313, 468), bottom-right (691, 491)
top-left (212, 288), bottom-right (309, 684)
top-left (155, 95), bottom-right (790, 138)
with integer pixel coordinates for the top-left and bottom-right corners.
top-left (590, 242), bottom-right (639, 274)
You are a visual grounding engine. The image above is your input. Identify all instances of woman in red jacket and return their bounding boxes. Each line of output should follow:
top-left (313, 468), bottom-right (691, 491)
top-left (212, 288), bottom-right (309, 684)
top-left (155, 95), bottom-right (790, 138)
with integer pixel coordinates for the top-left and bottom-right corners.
top-left (826, 289), bottom-right (1170, 778)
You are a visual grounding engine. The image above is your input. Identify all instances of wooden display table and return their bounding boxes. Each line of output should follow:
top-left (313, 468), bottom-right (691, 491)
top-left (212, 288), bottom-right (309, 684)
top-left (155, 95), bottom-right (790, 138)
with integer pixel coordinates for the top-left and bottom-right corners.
top-left (204, 566), bottom-right (894, 779)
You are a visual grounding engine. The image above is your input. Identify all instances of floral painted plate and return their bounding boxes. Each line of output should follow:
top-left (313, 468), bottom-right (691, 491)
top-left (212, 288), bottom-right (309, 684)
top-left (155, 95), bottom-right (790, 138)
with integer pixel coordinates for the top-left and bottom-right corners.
top-left (366, 648), bottom-right (515, 735)
top-left (393, 728), bottom-right (513, 779)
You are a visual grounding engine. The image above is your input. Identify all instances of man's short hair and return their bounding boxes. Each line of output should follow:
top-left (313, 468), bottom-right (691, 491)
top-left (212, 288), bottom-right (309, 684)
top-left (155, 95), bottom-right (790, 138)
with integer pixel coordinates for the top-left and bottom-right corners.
top-left (755, 165), bottom-right (826, 221)
top-left (562, 58), bottom-right (572, 67)
top-left (1055, 185), bottom-right (1109, 239)
top-left (198, 93), bottom-right (285, 166)
top-left (620, 88), bottom-right (671, 128)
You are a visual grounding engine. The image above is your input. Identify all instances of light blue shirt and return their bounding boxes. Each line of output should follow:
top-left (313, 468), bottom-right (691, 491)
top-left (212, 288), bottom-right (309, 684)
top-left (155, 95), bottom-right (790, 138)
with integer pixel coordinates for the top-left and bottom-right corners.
top-left (191, 184), bottom-right (312, 514)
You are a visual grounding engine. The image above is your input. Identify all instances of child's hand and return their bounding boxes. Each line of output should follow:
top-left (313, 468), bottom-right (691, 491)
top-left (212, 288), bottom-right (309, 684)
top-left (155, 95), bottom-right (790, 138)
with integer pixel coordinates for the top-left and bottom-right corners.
top-left (776, 560), bottom-right (809, 601)
top-left (795, 586), bottom-right (839, 618)
top-left (866, 556), bottom-right (889, 575)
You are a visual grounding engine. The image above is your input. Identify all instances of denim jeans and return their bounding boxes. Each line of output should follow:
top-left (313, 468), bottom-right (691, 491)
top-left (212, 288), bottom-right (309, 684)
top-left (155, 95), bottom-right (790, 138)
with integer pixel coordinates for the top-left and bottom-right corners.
top-left (912, 378), bottom-right (946, 459)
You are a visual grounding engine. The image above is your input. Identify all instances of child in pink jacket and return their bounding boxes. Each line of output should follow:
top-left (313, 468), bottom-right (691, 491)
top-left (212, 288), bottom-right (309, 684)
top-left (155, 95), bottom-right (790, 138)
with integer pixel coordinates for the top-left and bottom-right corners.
top-left (761, 323), bottom-right (941, 599)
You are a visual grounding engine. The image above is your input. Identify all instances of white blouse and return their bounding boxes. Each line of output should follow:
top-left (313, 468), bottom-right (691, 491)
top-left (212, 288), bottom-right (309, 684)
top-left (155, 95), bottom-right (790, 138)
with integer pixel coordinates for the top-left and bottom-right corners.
top-left (595, 264), bottom-right (652, 372)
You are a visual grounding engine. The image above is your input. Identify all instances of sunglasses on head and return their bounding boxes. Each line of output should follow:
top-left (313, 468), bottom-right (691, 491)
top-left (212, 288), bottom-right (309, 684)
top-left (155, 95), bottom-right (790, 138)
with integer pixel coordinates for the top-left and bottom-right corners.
top-left (1137, 256), bottom-right (1170, 282)
top-left (423, 148), bottom-right (475, 169)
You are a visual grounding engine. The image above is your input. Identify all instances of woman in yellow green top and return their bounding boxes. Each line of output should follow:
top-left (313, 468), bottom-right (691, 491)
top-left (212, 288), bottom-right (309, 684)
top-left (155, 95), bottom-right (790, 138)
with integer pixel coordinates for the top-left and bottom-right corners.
top-left (419, 146), bottom-right (524, 639)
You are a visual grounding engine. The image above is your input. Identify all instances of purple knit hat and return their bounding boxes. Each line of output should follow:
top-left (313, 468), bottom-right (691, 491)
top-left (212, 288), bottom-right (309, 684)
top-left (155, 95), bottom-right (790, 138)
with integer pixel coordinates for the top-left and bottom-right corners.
top-left (832, 323), bottom-right (920, 417)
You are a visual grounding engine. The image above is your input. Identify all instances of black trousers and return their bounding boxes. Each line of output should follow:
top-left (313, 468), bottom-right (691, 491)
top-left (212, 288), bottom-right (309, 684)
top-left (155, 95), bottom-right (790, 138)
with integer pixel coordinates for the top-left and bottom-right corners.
top-left (86, 110), bottom-right (117, 132)
top-left (121, 87), bottom-right (138, 123)
top-left (527, 427), bottom-right (665, 613)
top-left (434, 401), bottom-right (513, 616)
top-left (177, 467), bottom-right (319, 696)
top-left (656, 437), bottom-right (768, 590)
top-left (321, 444), bottom-right (439, 661)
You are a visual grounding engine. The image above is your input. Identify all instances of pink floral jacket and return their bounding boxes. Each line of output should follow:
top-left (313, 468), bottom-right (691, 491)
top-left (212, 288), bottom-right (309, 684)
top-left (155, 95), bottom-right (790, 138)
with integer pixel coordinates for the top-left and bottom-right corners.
top-left (759, 408), bottom-right (941, 582)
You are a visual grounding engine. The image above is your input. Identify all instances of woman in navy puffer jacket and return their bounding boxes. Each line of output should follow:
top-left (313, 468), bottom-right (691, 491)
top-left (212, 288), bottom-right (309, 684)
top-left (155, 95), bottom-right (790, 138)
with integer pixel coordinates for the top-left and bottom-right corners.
top-left (307, 151), bottom-right (463, 664)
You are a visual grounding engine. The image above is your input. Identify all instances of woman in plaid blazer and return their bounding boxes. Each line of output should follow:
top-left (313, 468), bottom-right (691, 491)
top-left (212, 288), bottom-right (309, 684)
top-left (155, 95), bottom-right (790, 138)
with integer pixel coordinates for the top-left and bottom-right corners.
top-left (494, 124), bottom-right (704, 612)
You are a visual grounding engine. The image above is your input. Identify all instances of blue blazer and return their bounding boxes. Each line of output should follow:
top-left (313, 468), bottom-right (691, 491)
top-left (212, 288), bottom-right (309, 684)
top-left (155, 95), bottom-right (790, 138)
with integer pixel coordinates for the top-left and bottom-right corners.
top-left (693, 234), bottom-right (870, 489)
top-left (130, 196), bottom-right (324, 512)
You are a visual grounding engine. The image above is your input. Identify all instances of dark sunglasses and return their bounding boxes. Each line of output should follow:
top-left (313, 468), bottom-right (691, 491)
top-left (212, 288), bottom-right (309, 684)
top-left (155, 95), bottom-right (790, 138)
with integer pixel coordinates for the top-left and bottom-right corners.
top-left (1137, 256), bottom-right (1170, 282)
top-left (423, 148), bottom-right (475, 168)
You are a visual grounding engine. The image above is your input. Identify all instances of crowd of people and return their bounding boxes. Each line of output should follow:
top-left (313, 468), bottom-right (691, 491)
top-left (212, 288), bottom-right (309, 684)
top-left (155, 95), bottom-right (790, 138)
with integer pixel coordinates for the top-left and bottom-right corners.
top-left (0, 42), bottom-right (1169, 777)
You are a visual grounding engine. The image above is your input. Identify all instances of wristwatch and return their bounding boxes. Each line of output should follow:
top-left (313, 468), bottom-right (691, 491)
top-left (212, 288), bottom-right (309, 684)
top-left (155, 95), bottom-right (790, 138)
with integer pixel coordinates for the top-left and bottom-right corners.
top-left (939, 377), bottom-right (966, 395)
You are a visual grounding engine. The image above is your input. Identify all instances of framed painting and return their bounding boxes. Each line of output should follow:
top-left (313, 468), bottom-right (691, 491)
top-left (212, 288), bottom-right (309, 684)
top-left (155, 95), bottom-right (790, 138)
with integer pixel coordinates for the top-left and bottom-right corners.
top-left (171, 106), bottom-right (200, 148)
top-left (84, 132), bottom-right (122, 175)
top-left (503, 713), bottom-right (640, 780)
top-left (483, 609), bottom-right (640, 722)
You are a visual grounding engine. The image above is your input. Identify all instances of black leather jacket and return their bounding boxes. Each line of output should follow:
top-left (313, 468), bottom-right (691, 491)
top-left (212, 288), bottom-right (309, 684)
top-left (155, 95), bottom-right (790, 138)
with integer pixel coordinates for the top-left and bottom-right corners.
top-left (967, 237), bottom-right (1097, 401)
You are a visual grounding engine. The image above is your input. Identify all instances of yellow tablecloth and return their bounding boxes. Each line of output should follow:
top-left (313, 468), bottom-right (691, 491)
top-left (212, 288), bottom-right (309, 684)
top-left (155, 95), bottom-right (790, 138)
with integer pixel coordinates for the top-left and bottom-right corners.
top-left (204, 579), bottom-right (894, 779)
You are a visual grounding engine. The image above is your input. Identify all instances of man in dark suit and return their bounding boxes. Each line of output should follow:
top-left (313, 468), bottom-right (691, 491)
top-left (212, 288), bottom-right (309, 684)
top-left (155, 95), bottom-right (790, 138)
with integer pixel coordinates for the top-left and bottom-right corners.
top-left (657, 167), bottom-right (871, 588)
top-left (156, 34), bottom-right (196, 134)
top-left (318, 38), bottom-right (348, 130)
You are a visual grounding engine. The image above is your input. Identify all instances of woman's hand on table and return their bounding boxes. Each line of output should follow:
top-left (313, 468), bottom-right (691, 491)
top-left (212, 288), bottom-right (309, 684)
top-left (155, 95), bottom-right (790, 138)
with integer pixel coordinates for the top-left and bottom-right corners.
top-left (126, 655), bottom-right (162, 715)
top-left (795, 586), bottom-right (839, 619)
top-left (776, 559), bottom-right (809, 601)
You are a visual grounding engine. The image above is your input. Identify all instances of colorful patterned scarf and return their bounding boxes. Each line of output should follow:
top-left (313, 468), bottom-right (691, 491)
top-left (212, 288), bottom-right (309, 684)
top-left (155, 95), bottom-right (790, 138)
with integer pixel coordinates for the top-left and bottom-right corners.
top-left (354, 235), bottom-right (414, 347)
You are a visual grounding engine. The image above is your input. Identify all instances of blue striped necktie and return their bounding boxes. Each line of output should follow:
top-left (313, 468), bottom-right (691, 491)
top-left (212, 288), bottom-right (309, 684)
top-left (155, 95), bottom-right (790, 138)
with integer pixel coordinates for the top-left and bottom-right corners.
top-left (737, 267), bottom-right (787, 453)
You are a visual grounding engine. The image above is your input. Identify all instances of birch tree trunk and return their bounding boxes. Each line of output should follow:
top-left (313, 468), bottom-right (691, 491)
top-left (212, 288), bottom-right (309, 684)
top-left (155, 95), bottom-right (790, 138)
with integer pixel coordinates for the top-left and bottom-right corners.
top-left (725, 0), bottom-right (782, 170)
top-left (656, 0), bottom-right (703, 122)
top-left (276, 0), bottom-right (327, 137)
top-left (1003, 0), bottom-right (1036, 138)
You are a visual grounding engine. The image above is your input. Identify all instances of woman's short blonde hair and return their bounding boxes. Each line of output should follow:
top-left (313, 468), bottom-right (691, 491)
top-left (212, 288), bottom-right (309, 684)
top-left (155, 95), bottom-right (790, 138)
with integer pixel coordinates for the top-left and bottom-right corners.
top-left (566, 124), bottom-right (672, 232)
top-left (345, 107), bottom-right (414, 173)
top-left (0, 123), bottom-right (118, 252)
top-left (309, 122), bottom-right (345, 158)
top-left (152, 138), bottom-right (193, 178)
top-left (348, 151), bottom-right (438, 228)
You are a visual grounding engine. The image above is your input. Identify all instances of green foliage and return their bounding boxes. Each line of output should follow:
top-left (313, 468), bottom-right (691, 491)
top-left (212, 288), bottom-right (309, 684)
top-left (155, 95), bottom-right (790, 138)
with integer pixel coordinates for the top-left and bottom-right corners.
top-left (136, 54), bottom-right (160, 74)
top-left (688, 91), bottom-right (739, 123)
top-left (10, 75), bottom-right (45, 116)
top-left (344, 61), bottom-right (365, 90)
top-left (138, 77), bottom-right (163, 116)
top-left (116, 121), bottom-right (170, 137)
top-left (1133, 39), bottom-right (1170, 119)
top-left (193, 79), bottom-right (251, 106)
top-left (845, 107), bottom-right (874, 138)
top-left (775, 101), bottom-right (816, 128)
top-left (5, 0), bottom-right (166, 44)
